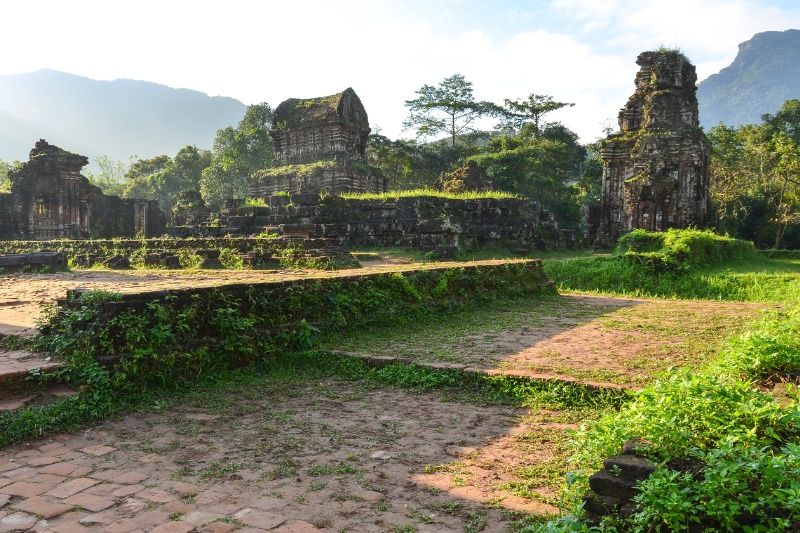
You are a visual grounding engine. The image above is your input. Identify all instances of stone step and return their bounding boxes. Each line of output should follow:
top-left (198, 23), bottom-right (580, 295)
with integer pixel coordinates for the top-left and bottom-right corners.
top-left (588, 470), bottom-right (638, 501)
top-left (0, 349), bottom-right (63, 386)
top-left (0, 382), bottom-right (77, 412)
top-left (603, 454), bottom-right (656, 481)
top-left (0, 347), bottom-right (72, 414)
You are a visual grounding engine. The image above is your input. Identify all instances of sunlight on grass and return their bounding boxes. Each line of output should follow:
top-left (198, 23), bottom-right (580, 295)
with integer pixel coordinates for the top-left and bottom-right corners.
top-left (340, 188), bottom-right (519, 200)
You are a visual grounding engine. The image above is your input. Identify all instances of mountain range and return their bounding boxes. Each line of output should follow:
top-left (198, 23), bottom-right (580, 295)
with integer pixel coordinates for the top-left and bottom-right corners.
top-left (0, 29), bottom-right (798, 165)
top-left (0, 69), bottom-right (246, 165)
top-left (697, 29), bottom-right (800, 129)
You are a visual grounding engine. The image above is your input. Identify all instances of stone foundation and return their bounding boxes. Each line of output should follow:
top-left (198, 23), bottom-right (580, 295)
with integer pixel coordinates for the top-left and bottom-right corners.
top-left (0, 236), bottom-right (353, 269)
top-left (203, 193), bottom-right (566, 256)
top-left (249, 156), bottom-right (385, 197)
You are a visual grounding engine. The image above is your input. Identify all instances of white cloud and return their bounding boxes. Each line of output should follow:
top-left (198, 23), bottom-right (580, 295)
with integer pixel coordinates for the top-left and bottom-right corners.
top-left (0, 0), bottom-right (798, 144)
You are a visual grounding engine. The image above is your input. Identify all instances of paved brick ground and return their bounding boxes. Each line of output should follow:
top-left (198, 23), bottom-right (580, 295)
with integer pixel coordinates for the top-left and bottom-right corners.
top-left (0, 380), bottom-right (552, 532)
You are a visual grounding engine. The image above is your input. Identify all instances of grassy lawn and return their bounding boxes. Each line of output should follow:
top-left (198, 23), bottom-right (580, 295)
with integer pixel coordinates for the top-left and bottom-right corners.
top-left (543, 255), bottom-right (800, 302)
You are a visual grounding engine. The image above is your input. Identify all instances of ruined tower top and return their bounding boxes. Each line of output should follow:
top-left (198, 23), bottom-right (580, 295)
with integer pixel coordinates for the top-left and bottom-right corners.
top-left (271, 88), bottom-right (370, 166)
top-left (24, 139), bottom-right (89, 175)
top-left (618, 50), bottom-right (700, 133)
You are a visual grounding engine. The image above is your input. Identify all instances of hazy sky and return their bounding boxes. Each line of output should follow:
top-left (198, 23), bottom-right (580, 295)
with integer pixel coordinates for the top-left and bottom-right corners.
top-left (2, 0), bottom-right (799, 142)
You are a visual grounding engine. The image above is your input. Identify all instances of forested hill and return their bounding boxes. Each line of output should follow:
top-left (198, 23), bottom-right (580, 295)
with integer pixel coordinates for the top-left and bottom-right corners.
top-left (0, 69), bottom-right (246, 163)
top-left (698, 29), bottom-right (800, 129)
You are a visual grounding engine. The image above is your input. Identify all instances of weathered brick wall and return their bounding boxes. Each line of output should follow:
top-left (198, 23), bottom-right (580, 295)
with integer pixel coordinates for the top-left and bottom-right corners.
top-left (0, 236), bottom-right (345, 267)
top-left (215, 193), bottom-right (566, 255)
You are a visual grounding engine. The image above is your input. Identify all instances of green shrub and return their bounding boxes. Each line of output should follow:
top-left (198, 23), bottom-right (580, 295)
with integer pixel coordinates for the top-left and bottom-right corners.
top-left (218, 248), bottom-right (244, 269)
top-left (572, 372), bottom-right (799, 469)
top-left (176, 249), bottom-right (202, 269)
top-left (716, 307), bottom-right (800, 381)
top-left (616, 229), bottom-right (755, 270)
top-left (244, 197), bottom-right (267, 207)
top-left (634, 440), bottom-right (800, 531)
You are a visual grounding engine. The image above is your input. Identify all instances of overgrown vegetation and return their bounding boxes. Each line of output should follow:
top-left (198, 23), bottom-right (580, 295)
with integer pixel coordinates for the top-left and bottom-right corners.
top-left (0, 262), bottom-right (555, 445)
top-left (616, 228), bottom-right (755, 271)
top-left (544, 229), bottom-right (799, 302)
top-left (709, 99), bottom-right (800, 249)
top-left (530, 303), bottom-right (800, 532)
top-left (516, 234), bottom-right (800, 531)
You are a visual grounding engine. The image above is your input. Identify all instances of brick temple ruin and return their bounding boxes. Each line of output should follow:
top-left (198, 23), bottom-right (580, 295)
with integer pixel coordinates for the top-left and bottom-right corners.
top-left (0, 140), bottom-right (165, 240)
top-left (594, 50), bottom-right (710, 245)
top-left (249, 88), bottom-right (386, 196)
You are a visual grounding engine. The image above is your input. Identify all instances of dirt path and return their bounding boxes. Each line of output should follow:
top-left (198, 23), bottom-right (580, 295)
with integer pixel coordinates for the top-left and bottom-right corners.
top-left (0, 379), bottom-right (571, 532)
top-left (326, 294), bottom-right (772, 388)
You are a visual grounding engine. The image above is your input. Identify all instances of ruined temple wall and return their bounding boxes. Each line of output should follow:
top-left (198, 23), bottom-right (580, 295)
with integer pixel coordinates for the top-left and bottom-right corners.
top-left (221, 195), bottom-right (565, 253)
top-left (249, 161), bottom-right (386, 197)
top-left (0, 194), bottom-right (14, 239)
top-left (0, 140), bottom-right (167, 240)
top-left (272, 124), bottom-right (365, 166)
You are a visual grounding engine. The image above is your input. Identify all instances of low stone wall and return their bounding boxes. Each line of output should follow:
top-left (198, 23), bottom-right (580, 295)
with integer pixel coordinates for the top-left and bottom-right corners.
top-left (48, 260), bottom-right (555, 378)
top-left (0, 236), bottom-right (351, 268)
top-left (190, 193), bottom-right (567, 256)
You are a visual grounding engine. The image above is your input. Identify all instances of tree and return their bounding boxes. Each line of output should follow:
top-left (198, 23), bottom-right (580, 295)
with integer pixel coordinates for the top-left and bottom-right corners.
top-left (200, 103), bottom-right (274, 209)
top-left (470, 123), bottom-right (586, 226)
top-left (0, 160), bottom-right (21, 193)
top-left (122, 147), bottom-right (210, 213)
top-left (86, 156), bottom-right (131, 196)
top-left (498, 94), bottom-right (574, 133)
top-left (403, 74), bottom-right (499, 146)
top-left (709, 100), bottom-right (800, 248)
top-left (367, 133), bottom-right (481, 190)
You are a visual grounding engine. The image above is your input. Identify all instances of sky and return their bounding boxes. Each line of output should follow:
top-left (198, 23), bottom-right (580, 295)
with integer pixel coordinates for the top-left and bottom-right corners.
top-left (1, 0), bottom-right (799, 143)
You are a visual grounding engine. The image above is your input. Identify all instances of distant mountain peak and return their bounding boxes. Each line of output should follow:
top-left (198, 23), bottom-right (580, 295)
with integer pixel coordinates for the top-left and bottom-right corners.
top-left (0, 69), bottom-right (247, 165)
top-left (698, 29), bottom-right (800, 129)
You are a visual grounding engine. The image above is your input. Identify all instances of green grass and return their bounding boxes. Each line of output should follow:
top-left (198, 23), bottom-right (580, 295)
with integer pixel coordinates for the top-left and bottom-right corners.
top-left (544, 255), bottom-right (800, 302)
top-left (340, 188), bottom-right (519, 201)
top-left (0, 348), bottom-right (622, 448)
top-left (350, 246), bottom-right (594, 264)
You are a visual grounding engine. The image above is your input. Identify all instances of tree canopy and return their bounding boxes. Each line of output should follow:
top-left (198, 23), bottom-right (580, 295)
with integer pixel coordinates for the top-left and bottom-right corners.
top-left (498, 94), bottom-right (574, 133)
top-left (200, 102), bottom-right (274, 209)
top-left (403, 74), bottom-right (500, 147)
top-left (709, 99), bottom-right (800, 248)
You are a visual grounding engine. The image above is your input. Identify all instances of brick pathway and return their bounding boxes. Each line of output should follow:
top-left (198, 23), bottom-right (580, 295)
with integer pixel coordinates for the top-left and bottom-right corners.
top-left (0, 379), bottom-right (554, 532)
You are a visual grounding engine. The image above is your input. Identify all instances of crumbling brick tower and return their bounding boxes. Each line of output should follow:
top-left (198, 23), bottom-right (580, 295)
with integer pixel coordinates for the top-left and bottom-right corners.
top-left (596, 50), bottom-right (710, 245)
top-left (249, 88), bottom-right (386, 196)
top-left (0, 139), bottom-right (166, 239)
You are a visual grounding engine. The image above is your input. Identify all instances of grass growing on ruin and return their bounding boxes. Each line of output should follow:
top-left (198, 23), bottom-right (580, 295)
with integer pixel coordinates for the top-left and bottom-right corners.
top-left (543, 229), bottom-right (800, 302)
top-left (340, 188), bottom-right (519, 201)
